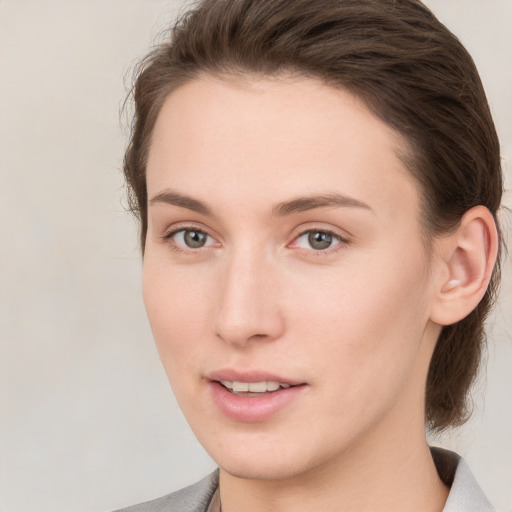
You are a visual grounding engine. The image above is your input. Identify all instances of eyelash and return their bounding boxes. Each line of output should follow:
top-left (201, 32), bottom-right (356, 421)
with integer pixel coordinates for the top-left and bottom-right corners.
top-left (162, 226), bottom-right (215, 253)
top-left (162, 226), bottom-right (349, 254)
top-left (292, 228), bottom-right (349, 254)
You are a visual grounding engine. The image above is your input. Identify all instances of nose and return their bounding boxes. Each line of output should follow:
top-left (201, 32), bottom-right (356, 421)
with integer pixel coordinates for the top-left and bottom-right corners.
top-left (214, 248), bottom-right (285, 347)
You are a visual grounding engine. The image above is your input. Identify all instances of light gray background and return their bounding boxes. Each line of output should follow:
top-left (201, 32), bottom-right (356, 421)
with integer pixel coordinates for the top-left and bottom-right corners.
top-left (0, 1), bottom-right (510, 511)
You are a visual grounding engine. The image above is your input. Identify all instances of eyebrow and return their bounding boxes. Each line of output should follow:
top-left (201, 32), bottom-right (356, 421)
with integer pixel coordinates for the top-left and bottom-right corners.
top-left (149, 190), bottom-right (212, 216)
top-left (149, 190), bottom-right (373, 217)
top-left (272, 193), bottom-right (373, 216)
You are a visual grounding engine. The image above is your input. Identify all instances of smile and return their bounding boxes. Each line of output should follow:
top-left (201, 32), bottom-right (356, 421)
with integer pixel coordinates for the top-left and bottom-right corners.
top-left (219, 380), bottom-right (292, 396)
top-left (209, 375), bottom-right (307, 422)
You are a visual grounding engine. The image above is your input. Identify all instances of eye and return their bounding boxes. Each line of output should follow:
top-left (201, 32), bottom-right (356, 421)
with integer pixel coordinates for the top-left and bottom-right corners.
top-left (168, 228), bottom-right (214, 249)
top-left (293, 230), bottom-right (344, 251)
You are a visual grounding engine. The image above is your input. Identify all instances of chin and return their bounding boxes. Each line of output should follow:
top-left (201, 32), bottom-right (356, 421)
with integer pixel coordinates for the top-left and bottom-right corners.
top-left (218, 455), bottom-right (313, 482)
top-left (201, 430), bottom-right (342, 483)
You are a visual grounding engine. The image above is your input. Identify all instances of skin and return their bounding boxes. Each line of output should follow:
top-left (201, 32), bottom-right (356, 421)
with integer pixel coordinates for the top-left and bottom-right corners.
top-left (143, 75), bottom-right (451, 512)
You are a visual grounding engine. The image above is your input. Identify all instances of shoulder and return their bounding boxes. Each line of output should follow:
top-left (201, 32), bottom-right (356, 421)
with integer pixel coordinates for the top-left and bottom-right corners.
top-left (112, 470), bottom-right (219, 512)
top-left (431, 447), bottom-right (497, 512)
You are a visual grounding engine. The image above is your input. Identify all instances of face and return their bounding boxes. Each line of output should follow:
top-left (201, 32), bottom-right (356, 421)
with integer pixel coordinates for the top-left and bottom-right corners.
top-left (143, 75), bottom-right (441, 482)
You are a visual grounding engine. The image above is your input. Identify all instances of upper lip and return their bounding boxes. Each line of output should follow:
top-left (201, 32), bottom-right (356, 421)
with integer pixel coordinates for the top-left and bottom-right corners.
top-left (207, 369), bottom-right (304, 386)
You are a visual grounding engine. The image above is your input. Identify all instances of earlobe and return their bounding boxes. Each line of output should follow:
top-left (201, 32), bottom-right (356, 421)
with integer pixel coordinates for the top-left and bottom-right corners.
top-left (430, 206), bottom-right (499, 326)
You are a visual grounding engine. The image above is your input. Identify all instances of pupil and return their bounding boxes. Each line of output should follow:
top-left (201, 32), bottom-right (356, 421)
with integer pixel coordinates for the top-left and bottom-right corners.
top-left (184, 230), bottom-right (206, 248)
top-left (308, 231), bottom-right (332, 250)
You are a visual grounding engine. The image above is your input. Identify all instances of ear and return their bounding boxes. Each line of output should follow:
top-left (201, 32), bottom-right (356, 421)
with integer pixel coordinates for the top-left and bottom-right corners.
top-left (429, 206), bottom-right (499, 326)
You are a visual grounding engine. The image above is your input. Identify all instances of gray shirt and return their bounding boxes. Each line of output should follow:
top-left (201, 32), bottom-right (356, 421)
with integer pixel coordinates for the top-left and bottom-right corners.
top-left (113, 447), bottom-right (496, 512)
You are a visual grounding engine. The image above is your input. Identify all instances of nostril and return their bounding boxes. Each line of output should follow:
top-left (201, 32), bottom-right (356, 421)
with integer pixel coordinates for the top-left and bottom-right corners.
top-left (248, 333), bottom-right (268, 341)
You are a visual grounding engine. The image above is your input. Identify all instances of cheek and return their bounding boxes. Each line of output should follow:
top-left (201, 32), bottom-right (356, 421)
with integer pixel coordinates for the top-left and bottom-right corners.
top-left (291, 245), bottom-right (431, 390)
top-left (142, 255), bottom-right (214, 374)
top-left (293, 246), bottom-right (428, 331)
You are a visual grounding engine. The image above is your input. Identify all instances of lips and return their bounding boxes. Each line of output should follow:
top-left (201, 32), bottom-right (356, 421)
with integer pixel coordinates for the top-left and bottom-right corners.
top-left (207, 370), bottom-right (307, 422)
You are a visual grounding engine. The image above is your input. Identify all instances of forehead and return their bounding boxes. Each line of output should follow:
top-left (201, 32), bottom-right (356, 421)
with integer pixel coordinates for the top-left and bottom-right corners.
top-left (146, 74), bottom-right (420, 222)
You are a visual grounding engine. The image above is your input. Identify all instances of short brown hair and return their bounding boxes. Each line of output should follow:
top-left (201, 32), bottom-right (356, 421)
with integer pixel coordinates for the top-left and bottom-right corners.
top-left (123, 0), bottom-right (503, 431)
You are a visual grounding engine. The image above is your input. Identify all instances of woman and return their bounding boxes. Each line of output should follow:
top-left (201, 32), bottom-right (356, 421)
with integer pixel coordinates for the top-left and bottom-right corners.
top-left (116, 0), bottom-right (503, 510)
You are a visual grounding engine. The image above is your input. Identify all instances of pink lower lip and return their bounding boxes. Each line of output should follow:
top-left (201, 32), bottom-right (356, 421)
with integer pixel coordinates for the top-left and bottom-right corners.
top-left (209, 381), bottom-right (307, 422)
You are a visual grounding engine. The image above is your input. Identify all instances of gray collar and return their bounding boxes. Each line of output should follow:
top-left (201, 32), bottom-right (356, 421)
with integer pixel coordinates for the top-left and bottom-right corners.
top-left (431, 447), bottom-right (496, 512)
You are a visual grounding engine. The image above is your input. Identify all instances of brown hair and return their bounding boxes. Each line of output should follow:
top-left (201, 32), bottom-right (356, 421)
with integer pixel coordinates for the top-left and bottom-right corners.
top-left (123, 0), bottom-right (503, 431)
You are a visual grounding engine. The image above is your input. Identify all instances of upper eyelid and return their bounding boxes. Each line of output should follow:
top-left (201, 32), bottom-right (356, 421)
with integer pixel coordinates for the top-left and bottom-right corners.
top-left (292, 229), bottom-right (346, 247)
top-left (164, 226), bottom-right (206, 238)
top-left (291, 223), bottom-right (352, 242)
top-left (162, 222), bottom-right (216, 239)
top-left (296, 228), bottom-right (345, 239)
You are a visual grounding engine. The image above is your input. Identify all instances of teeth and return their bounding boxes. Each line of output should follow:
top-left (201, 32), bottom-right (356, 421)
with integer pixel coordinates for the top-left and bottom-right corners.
top-left (219, 380), bottom-right (289, 393)
top-left (260, 381), bottom-right (279, 392)
top-left (233, 381), bottom-right (249, 392)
